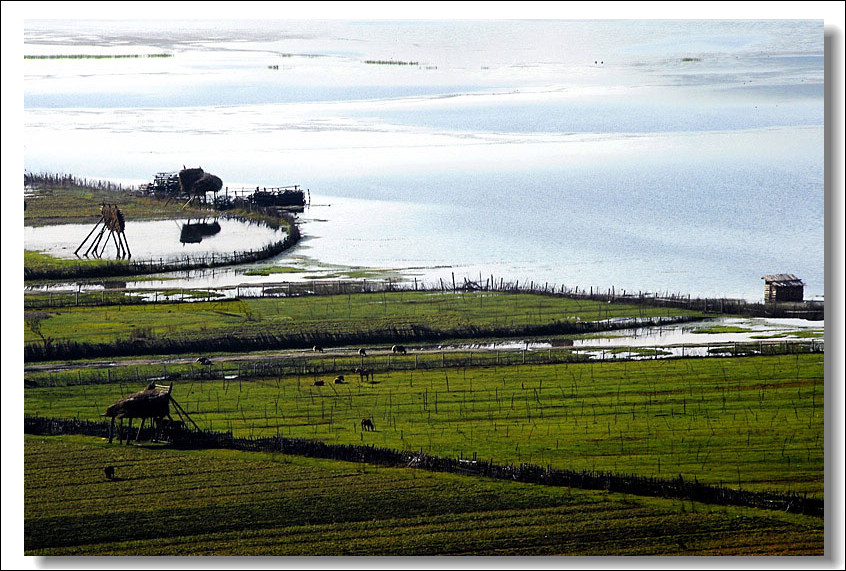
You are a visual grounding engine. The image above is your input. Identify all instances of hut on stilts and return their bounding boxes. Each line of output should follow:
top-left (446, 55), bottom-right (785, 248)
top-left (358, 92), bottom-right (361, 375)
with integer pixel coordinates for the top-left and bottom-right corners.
top-left (75, 202), bottom-right (131, 259)
top-left (178, 167), bottom-right (223, 209)
top-left (102, 382), bottom-right (199, 445)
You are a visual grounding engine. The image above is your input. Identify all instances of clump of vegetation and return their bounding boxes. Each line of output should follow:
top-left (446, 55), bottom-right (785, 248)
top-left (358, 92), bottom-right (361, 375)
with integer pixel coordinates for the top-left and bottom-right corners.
top-left (364, 59), bottom-right (419, 66)
top-left (244, 265), bottom-right (307, 276)
top-left (690, 325), bottom-right (753, 334)
top-left (24, 53), bottom-right (172, 59)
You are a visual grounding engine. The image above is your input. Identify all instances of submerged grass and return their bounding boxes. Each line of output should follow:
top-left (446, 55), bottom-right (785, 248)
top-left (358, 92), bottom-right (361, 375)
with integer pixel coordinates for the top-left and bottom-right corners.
top-left (24, 434), bottom-right (823, 555)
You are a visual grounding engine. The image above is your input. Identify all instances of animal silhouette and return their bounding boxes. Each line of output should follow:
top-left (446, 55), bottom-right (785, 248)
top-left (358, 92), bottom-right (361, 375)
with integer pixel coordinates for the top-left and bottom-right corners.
top-left (361, 418), bottom-right (376, 432)
top-left (392, 345), bottom-right (407, 355)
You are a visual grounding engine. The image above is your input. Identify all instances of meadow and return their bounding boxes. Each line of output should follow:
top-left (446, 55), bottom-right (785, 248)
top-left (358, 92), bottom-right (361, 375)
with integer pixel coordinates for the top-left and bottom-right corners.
top-left (25, 354), bottom-right (824, 496)
top-left (23, 290), bottom-right (703, 359)
top-left (24, 434), bottom-right (823, 556)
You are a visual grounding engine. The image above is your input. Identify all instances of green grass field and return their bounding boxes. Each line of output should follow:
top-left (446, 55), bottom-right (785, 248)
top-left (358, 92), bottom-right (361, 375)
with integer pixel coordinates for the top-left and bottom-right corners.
top-left (23, 434), bottom-right (823, 556)
top-left (23, 290), bottom-right (702, 348)
top-left (25, 354), bottom-right (824, 496)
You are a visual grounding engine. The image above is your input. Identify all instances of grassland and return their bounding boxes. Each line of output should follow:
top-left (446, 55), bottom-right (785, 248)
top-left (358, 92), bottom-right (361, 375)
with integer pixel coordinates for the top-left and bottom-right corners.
top-left (25, 354), bottom-right (824, 496)
top-left (24, 434), bottom-right (823, 555)
top-left (23, 290), bottom-right (703, 353)
top-left (24, 183), bottom-right (215, 228)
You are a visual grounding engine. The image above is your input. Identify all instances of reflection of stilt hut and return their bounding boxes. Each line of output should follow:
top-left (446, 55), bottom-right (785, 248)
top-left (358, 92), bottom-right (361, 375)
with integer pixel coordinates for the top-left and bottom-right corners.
top-left (762, 274), bottom-right (804, 303)
top-left (103, 382), bottom-right (199, 445)
top-left (180, 218), bottom-right (222, 244)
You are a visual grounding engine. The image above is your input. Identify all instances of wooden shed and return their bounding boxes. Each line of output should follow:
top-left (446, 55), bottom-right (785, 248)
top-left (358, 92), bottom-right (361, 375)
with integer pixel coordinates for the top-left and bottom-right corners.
top-left (762, 274), bottom-right (804, 303)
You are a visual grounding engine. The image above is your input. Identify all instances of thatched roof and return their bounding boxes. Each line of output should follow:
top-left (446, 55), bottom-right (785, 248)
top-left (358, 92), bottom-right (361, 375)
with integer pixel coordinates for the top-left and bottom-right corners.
top-left (104, 387), bottom-right (170, 419)
top-left (762, 274), bottom-right (804, 287)
top-left (178, 167), bottom-right (205, 195)
top-left (178, 167), bottom-right (222, 196)
top-left (192, 173), bottom-right (223, 195)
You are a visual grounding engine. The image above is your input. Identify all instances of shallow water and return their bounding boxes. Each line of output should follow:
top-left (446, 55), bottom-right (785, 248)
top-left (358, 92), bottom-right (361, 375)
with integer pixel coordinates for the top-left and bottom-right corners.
top-left (24, 216), bottom-right (285, 262)
top-left (438, 316), bottom-right (824, 360)
top-left (22, 19), bottom-right (825, 301)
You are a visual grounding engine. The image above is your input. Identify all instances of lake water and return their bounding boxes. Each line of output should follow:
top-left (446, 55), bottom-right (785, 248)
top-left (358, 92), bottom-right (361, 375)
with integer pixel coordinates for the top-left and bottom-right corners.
top-left (21, 19), bottom-right (826, 301)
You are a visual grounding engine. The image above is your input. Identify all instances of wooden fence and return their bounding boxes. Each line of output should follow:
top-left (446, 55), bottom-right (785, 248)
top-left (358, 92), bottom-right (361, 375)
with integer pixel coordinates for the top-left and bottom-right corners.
top-left (23, 414), bottom-right (823, 518)
top-left (27, 337), bottom-right (824, 388)
top-left (24, 275), bottom-right (825, 323)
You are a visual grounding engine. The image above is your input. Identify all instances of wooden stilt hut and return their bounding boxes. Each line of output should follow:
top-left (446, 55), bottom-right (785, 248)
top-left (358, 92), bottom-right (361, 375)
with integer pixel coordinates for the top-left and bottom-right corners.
top-left (103, 382), bottom-right (199, 445)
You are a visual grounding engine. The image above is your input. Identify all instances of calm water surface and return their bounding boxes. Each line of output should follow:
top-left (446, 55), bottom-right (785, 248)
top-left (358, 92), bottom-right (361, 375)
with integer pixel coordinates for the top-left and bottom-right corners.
top-left (22, 19), bottom-right (825, 301)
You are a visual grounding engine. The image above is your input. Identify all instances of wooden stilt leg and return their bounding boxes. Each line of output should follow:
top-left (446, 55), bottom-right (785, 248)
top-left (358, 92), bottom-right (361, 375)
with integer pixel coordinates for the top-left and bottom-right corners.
top-left (119, 232), bottom-right (131, 258)
top-left (85, 224), bottom-right (108, 257)
top-left (75, 217), bottom-right (104, 256)
top-left (136, 418), bottom-right (146, 442)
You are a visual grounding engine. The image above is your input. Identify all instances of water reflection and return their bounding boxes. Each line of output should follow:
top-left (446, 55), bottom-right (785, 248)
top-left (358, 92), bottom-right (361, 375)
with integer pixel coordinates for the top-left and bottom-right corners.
top-left (25, 216), bottom-right (284, 262)
top-left (179, 218), bottom-right (222, 245)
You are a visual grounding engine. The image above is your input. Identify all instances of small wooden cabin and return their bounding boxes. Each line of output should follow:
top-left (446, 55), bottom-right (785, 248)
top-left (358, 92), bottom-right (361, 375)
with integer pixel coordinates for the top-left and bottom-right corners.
top-left (762, 274), bottom-right (804, 303)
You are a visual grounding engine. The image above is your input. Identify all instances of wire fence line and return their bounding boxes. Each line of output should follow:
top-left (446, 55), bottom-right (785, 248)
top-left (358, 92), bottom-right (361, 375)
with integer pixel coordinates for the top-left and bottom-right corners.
top-left (24, 274), bottom-right (825, 323)
top-left (27, 337), bottom-right (823, 388)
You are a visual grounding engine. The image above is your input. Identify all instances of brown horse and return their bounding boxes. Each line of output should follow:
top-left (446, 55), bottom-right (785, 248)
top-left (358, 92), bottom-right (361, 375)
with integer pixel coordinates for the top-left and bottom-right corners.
top-left (355, 367), bottom-right (373, 383)
top-left (361, 418), bottom-right (375, 432)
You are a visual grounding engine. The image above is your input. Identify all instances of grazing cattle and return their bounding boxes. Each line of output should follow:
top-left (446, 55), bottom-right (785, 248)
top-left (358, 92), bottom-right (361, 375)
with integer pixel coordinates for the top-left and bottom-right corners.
top-left (104, 466), bottom-right (115, 480)
top-left (355, 367), bottom-right (373, 383)
top-left (313, 345), bottom-right (324, 353)
top-left (334, 375), bottom-right (346, 384)
top-left (361, 418), bottom-right (376, 432)
top-left (196, 356), bottom-right (213, 366)
top-left (358, 348), bottom-right (367, 358)
top-left (391, 345), bottom-right (407, 355)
